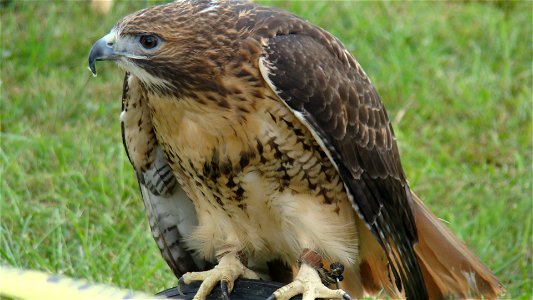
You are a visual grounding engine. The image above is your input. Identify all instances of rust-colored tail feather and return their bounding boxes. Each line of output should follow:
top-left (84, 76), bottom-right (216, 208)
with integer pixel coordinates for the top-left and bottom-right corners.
top-left (411, 192), bottom-right (504, 299)
top-left (352, 192), bottom-right (504, 299)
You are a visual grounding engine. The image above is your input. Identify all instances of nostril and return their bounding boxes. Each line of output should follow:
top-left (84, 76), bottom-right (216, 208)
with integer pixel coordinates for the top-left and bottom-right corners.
top-left (106, 42), bottom-right (114, 47)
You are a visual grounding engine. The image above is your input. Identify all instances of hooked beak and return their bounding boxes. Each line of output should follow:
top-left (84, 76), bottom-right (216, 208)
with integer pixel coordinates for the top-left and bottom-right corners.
top-left (88, 34), bottom-right (117, 76)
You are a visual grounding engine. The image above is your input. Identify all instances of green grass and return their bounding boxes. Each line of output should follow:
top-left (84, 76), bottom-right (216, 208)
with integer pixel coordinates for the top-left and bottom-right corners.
top-left (1, 0), bottom-right (531, 298)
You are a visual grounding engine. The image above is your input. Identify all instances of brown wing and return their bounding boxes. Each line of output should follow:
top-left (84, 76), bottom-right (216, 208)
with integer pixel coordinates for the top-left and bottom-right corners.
top-left (250, 10), bottom-right (428, 299)
top-left (121, 72), bottom-right (208, 277)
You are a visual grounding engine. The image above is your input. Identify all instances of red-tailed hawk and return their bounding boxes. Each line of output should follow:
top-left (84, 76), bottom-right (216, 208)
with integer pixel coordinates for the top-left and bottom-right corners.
top-left (88, 1), bottom-right (503, 299)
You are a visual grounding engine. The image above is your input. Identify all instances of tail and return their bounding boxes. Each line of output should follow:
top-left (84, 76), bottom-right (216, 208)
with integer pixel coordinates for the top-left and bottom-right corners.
top-left (350, 192), bottom-right (504, 299)
top-left (411, 192), bottom-right (504, 299)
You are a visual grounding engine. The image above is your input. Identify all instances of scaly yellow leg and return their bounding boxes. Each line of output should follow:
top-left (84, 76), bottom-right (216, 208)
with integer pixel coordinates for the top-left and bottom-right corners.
top-left (178, 252), bottom-right (259, 300)
top-left (268, 249), bottom-right (351, 300)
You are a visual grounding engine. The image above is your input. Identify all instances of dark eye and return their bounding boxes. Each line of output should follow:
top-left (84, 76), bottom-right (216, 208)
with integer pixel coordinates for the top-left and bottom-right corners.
top-left (139, 35), bottom-right (159, 49)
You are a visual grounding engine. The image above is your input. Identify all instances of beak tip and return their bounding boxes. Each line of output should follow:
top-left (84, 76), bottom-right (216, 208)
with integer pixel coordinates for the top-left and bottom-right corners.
top-left (88, 64), bottom-right (97, 77)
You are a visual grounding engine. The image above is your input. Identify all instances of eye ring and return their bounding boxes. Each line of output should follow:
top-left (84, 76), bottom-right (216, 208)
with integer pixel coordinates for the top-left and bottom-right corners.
top-left (139, 34), bottom-right (160, 50)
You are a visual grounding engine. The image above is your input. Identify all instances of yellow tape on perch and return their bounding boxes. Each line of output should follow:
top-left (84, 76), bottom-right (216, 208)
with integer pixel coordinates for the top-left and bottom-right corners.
top-left (0, 266), bottom-right (160, 300)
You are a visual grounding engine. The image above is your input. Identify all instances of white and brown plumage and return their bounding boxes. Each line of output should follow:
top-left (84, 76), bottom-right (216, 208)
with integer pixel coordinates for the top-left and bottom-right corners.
top-left (89, 1), bottom-right (503, 299)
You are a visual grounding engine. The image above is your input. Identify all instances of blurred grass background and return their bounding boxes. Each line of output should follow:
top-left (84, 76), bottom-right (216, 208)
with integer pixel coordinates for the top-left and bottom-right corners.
top-left (1, 0), bottom-right (531, 297)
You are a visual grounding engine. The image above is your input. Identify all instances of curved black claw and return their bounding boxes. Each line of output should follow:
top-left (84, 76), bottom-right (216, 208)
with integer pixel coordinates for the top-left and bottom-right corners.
top-left (177, 276), bottom-right (186, 296)
top-left (266, 294), bottom-right (277, 300)
top-left (220, 280), bottom-right (230, 300)
top-left (342, 293), bottom-right (352, 300)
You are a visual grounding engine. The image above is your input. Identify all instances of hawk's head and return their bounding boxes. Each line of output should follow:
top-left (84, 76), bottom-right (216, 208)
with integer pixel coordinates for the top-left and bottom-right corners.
top-left (88, 0), bottom-right (242, 96)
